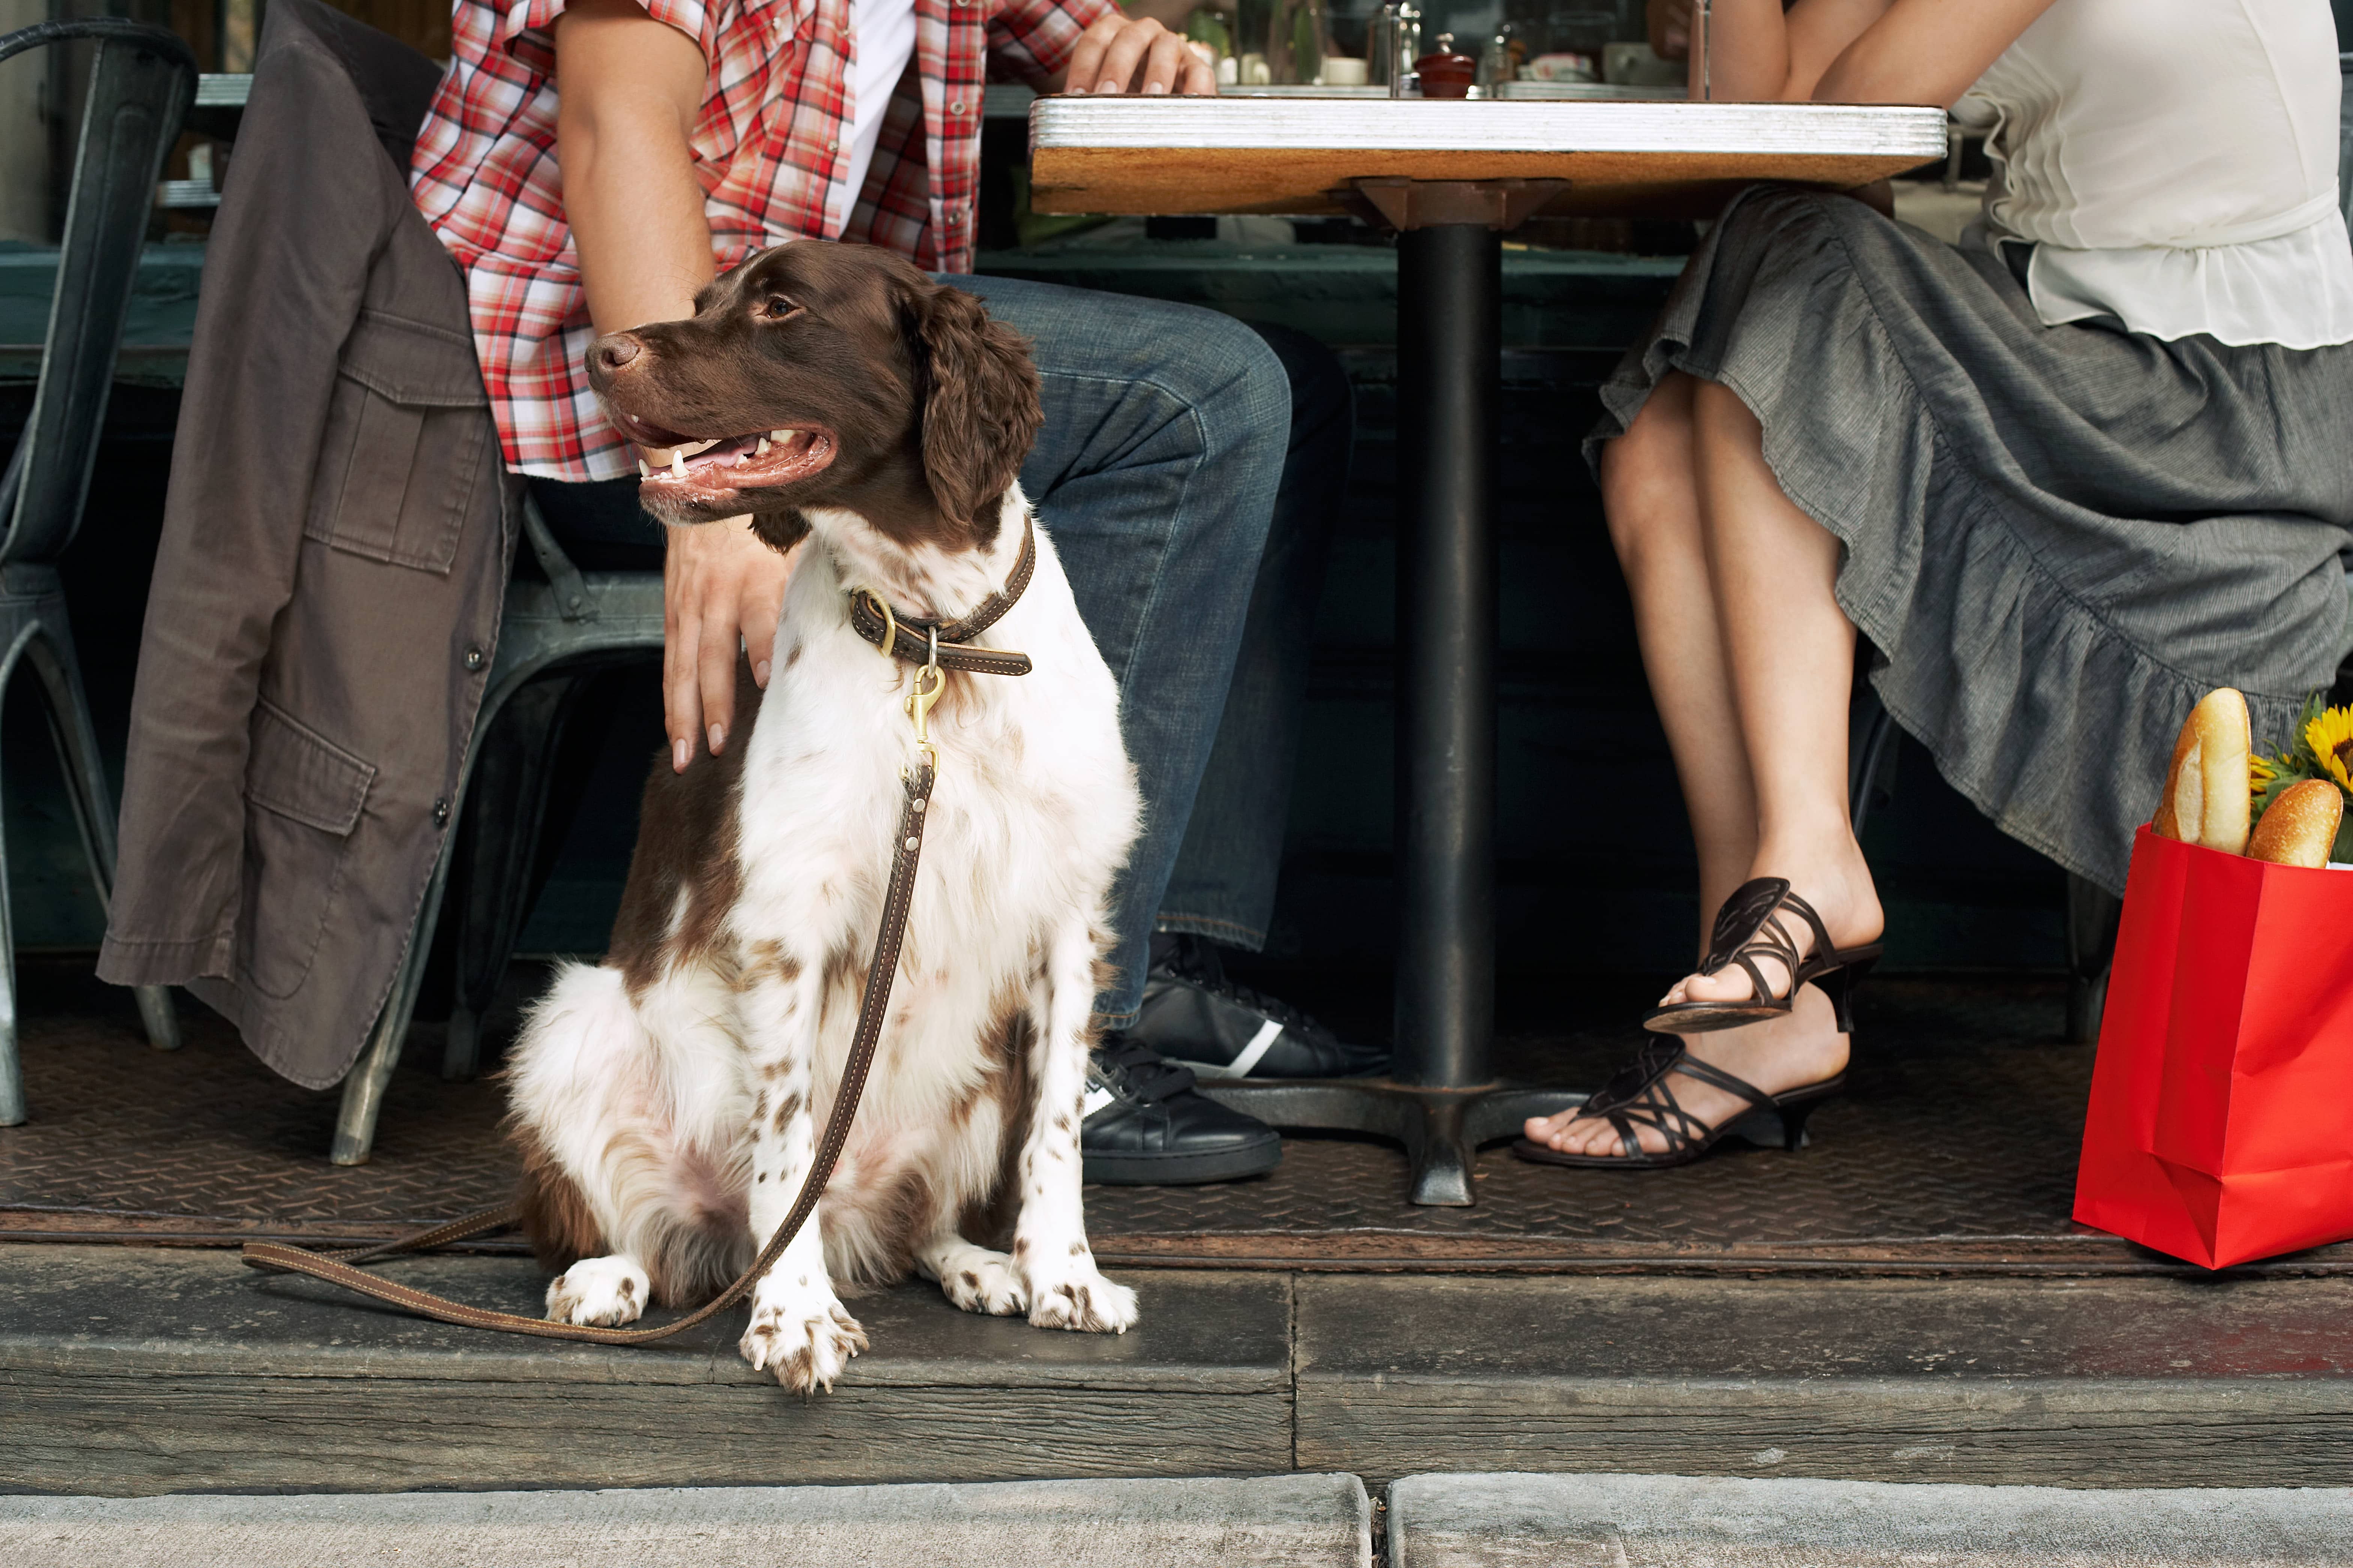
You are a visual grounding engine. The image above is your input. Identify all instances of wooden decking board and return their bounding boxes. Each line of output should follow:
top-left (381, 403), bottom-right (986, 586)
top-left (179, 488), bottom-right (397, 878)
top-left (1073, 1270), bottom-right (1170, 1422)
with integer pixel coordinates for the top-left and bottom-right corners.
top-left (1292, 1274), bottom-right (2353, 1488)
top-left (9, 1248), bottom-right (2353, 1495)
top-left (1, 1248), bottom-right (1292, 1495)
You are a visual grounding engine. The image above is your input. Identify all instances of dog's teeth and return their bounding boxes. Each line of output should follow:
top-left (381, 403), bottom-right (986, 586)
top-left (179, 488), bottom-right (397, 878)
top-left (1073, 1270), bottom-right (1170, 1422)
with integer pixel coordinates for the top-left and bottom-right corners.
top-left (672, 451), bottom-right (688, 480)
top-left (756, 436), bottom-right (771, 456)
top-left (674, 439), bottom-right (720, 458)
top-left (772, 429), bottom-right (795, 443)
top-left (638, 459), bottom-right (652, 479)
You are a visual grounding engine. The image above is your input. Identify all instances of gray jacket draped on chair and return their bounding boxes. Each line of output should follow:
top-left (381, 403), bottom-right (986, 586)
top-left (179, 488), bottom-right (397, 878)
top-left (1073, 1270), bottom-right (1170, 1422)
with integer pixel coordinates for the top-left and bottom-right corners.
top-left (98, 0), bottom-right (513, 1089)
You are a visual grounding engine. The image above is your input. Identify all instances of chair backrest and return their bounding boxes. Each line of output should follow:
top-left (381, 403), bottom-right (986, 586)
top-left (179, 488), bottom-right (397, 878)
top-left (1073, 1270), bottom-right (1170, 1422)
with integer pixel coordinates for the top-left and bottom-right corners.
top-left (0, 20), bottom-right (195, 568)
top-left (2341, 55), bottom-right (2353, 241)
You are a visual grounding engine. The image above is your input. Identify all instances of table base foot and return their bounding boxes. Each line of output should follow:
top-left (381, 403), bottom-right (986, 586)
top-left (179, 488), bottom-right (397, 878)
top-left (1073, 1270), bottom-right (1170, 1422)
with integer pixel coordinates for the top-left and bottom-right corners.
top-left (1196, 1080), bottom-right (1585, 1207)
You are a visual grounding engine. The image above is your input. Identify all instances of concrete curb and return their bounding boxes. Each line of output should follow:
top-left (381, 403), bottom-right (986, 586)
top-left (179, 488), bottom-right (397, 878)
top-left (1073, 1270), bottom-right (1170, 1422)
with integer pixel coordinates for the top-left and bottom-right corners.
top-left (0, 1474), bottom-right (1371, 1568)
top-left (1385, 1472), bottom-right (2353, 1567)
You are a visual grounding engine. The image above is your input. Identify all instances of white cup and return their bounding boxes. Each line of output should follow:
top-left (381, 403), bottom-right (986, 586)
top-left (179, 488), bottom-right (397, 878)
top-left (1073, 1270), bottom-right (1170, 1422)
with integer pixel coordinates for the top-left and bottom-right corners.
top-left (1320, 57), bottom-right (1369, 86)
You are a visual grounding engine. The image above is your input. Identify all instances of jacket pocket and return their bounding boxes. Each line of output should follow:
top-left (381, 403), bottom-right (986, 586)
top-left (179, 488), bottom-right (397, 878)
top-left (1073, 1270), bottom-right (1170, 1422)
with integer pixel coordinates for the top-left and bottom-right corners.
top-left (239, 701), bottom-right (376, 1001)
top-left (304, 308), bottom-right (493, 575)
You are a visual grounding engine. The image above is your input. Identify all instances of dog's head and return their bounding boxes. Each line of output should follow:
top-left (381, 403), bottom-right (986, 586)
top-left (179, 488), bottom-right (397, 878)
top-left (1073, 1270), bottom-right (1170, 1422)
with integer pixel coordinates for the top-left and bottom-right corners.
top-left (587, 241), bottom-right (1042, 553)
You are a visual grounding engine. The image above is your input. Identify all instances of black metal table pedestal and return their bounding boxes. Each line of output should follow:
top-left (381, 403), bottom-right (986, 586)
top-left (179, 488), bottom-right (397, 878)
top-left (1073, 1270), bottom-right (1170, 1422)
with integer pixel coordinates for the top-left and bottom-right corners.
top-left (1203, 180), bottom-right (1580, 1206)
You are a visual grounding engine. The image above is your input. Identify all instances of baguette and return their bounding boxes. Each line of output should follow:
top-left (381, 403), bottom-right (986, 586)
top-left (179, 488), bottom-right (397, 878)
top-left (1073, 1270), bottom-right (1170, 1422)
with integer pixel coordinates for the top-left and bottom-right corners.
top-left (2155, 688), bottom-right (2251, 853)
top-left (2248, 778), bottom-right (2344, 869)
top-left (2151, 717), bottom-right (2198, 841)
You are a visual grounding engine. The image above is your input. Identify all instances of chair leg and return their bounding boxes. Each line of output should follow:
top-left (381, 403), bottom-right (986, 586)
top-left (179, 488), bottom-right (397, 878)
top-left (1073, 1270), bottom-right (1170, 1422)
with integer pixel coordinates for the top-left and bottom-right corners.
top-left (442, 676), bottom-right (584, 1081)
top-left (332, 828), bottom-right (461, 1166)
top-left (2066, 873), bottom-right (2123, 1045)
top-left (0, 765), bottom-right (22, 1128)
top-left (21, 624), bottom-right (179, 1052)
top-left (1847, 684), bottom-right (1901, 839)
top-left (332, 658), bottom-right (538, 1161)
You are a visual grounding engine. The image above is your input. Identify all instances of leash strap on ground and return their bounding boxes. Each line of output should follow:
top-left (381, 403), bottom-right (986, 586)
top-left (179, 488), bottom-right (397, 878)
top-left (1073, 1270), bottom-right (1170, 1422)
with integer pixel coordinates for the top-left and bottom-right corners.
top-left (241, 763), bottom-right (940, 1347)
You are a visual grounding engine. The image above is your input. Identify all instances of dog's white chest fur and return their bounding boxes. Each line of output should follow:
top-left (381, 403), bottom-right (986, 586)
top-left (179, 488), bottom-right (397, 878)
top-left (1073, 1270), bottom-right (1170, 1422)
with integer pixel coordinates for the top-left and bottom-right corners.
top-left (507, 485), bottom-right (1144, 1392)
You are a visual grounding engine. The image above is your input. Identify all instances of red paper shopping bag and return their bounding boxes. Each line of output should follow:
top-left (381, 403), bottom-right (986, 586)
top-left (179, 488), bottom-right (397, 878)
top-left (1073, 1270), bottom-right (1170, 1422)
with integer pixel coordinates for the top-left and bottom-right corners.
top-left (2074, 826), bottom-right (2353, 1267)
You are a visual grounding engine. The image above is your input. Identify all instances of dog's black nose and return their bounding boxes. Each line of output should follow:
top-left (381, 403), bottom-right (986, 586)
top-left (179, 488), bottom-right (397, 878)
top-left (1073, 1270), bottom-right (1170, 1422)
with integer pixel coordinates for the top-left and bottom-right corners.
top-left (592, 334), bottom-right (642, 375)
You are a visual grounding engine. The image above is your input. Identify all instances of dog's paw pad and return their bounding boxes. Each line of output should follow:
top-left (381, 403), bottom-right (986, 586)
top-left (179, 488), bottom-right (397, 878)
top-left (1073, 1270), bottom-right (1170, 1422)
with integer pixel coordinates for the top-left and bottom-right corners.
top-left (741, 1295), bottom-right (867, 1394)
top-left (1026, 1270), bottom-right (1138, 1334)
top-left (941, 1256), bottom-right (1028, 1317)
top-left (546, 1255), bottom-right (649, 1328)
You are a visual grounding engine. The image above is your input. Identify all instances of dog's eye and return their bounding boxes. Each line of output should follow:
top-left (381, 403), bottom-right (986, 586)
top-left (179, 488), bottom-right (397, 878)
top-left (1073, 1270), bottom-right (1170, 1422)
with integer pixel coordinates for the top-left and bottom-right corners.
top-left (756, 294), bottom-right (804, 323)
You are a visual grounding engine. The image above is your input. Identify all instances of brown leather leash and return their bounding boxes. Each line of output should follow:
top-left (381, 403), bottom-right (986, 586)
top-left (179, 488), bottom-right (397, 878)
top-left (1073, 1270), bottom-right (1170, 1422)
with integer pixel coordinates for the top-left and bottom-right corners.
top-left (241, 762), bottom-right (937, 1344)
top-left (244, 540), bottom-right (1041, 1342)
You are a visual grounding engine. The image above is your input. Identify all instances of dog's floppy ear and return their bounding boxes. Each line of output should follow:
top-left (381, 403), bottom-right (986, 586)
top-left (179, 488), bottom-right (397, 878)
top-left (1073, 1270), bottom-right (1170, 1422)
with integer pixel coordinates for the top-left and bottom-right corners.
top-left (904, 283), bottom-right (1041, 532)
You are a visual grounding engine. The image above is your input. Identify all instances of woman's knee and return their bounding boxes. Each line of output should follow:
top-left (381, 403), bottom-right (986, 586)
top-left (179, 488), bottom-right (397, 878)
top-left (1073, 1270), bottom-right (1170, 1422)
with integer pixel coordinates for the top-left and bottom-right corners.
top-left (1601, 373), bottom-right (1699, 569)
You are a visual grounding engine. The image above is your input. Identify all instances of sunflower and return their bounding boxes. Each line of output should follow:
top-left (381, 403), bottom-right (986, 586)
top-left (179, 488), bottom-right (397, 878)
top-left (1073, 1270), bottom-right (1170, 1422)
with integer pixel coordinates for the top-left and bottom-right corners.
top-left (2305, 703), bottom-right (2353, 793)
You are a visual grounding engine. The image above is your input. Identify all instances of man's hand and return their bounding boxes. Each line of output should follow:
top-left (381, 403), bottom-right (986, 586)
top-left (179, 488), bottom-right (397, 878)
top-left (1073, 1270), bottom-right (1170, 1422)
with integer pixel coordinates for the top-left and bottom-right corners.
top-left (1055, 13), bottom-right (1216, 95)
top-left (663, 514), bottom-right (799, 772)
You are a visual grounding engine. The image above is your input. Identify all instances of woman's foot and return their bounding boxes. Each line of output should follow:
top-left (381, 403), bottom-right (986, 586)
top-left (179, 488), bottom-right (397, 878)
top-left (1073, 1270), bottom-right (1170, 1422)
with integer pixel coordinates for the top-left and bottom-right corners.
top-left (1524, 981), bottom-right (1850, 1158)
top-left (1663, 851), bottom-right (1884, 1014)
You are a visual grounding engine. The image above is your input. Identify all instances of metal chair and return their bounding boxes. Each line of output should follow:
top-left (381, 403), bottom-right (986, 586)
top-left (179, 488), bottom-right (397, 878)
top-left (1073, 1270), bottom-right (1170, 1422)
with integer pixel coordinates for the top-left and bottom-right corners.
top-left (328, 500), bottom-right (664, 1164)
top-left (0, 20), bottom-right (195, 1126)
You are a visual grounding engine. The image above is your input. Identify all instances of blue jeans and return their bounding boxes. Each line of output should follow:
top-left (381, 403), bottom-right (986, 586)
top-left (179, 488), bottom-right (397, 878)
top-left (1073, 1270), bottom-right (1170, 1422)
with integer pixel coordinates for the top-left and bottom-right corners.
top-left (1147, 321), bottom-right (1352, 958)
top-left (943, 277), bottom-right (1344, 1021)
top-left (536, 279), bottom-right (1345, 1024)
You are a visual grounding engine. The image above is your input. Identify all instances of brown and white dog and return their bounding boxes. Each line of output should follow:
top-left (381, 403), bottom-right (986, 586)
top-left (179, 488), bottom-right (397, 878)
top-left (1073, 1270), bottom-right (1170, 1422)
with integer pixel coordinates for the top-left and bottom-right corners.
top-left (503, 240), bottom-right (1143, 1393)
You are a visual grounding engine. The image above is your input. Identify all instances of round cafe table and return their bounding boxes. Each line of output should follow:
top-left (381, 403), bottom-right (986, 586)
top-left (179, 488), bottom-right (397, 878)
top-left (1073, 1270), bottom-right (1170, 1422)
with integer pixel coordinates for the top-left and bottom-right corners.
top-left (1030, 95), bottom-right (1948, 1205)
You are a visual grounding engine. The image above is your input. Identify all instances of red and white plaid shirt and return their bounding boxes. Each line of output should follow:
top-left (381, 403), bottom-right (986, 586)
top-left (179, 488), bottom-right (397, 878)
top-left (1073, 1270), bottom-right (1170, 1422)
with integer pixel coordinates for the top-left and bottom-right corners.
top-left (410, 0), bottom-right (1109, 481)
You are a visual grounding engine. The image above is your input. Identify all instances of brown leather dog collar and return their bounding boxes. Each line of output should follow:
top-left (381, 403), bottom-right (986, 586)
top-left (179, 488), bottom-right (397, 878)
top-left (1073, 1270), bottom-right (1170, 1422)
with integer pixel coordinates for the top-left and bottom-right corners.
top-left (847, 511), bottom-right (1036, 677)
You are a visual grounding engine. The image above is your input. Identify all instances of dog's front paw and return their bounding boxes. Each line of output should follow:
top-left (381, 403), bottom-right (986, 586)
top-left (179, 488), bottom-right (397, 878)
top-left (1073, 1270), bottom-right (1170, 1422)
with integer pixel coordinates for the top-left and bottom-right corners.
top-left (740, 1281), bottom-right (869, 1394)
top-left (546, 1255), bottom-right (649, 1327)
top-left (1025, 1263), bottom-right (1138, 1334)
top-left (938, 1250), bottom-right (1028, 1317)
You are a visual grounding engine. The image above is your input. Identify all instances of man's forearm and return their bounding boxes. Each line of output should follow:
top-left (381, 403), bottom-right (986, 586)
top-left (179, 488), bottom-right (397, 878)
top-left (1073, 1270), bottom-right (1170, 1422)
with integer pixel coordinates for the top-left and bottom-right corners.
top-left (555, 0), bottom-right (713, 335)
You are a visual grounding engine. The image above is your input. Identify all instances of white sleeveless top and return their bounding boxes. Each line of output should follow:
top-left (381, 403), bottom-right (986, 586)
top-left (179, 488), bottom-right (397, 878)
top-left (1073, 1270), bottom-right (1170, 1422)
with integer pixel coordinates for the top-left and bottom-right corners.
top-left (1951, 0), bottom-right (2353, 349)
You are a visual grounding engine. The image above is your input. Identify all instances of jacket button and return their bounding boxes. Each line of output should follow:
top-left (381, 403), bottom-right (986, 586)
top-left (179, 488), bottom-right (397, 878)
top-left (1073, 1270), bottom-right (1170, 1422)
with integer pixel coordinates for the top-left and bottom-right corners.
top-left (463, 646), bottom-right (485, 671)
top-left (433, 798), bottom-right (451, 828)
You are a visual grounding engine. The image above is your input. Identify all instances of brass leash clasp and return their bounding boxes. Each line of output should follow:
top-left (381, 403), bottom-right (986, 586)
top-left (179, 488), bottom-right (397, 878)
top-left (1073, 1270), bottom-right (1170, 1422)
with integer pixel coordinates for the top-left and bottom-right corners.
top-left (904, 626), bottom-right (943, 770)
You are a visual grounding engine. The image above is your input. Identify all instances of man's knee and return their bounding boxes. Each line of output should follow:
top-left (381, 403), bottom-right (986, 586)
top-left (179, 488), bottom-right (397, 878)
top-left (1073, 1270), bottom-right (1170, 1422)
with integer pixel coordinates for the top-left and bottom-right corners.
top-left (1248, 320), bottom-right (1350, 442)
top-left (1159, 306), bottom-right (1291, 455)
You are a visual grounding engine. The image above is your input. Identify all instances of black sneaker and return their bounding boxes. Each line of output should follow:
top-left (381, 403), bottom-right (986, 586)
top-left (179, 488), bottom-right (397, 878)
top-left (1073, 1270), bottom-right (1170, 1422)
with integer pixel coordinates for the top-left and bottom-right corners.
top-left (1081, 1033), bottom-right (1283, 1185)
top-left (1131, 933), bottom-right (1391, 1080)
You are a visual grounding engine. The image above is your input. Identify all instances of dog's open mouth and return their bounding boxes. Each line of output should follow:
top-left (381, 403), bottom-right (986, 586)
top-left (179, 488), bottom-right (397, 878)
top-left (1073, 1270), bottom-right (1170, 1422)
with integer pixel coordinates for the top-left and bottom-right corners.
top-left (615, 411), bottom-right (839, 506)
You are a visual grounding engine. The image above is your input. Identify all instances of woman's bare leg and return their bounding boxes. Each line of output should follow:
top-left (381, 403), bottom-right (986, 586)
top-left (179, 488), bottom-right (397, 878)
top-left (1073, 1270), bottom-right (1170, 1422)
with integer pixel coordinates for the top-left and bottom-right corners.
top-left (1524, 372), bottom-right (1763, 1151)
top-left (1587, 372), bottom-right (1762, 934)
top-left (1679, 377), bottom-right (1882, 987)
top-left (1529, 376), bottom-right (1881, 1158)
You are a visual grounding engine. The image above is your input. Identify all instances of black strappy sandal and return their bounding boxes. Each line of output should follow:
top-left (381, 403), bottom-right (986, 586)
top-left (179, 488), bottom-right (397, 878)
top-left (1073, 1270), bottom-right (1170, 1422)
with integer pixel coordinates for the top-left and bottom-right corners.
top-left (1643, 876), bottom-right (1882, 1035)
top-left (1510, 1036), bottom-right (1845, 1171)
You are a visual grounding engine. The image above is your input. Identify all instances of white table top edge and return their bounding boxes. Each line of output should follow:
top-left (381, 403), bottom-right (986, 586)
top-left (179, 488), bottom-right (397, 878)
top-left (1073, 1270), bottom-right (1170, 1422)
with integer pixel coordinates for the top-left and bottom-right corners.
top-left (1031, 97), bottom-right (1950, 160)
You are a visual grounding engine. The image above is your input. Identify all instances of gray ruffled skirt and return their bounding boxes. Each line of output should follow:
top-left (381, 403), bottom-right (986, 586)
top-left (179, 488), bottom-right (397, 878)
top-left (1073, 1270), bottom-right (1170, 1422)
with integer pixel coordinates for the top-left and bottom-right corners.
top-left (1588, 185), bottom-right (2353, 895)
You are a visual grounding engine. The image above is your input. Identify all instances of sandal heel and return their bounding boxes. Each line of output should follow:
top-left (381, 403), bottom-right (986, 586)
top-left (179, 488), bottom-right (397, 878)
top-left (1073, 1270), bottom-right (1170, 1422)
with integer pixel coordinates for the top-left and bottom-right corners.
top-left (1729, 1089), bottom-right (1834, 1152)
top-left (1818, 954), bottom-right (1878, 1033)
top-left (1776, 1092), bottom-right (1827, 1151)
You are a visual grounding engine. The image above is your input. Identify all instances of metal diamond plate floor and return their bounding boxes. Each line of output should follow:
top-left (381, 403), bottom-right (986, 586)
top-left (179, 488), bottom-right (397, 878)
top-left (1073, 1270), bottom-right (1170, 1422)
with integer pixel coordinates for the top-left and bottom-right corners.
top-left (4, 972), bottom-right (2344, 1275)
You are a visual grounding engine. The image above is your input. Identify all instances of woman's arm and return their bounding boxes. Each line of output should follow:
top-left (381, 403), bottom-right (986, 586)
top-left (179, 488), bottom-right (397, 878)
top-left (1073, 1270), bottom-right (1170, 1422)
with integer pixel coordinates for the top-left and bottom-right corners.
top-left (557, 0), bottom-right (790, 772)
top-left (1698, 0), bottom-right (2057, 106)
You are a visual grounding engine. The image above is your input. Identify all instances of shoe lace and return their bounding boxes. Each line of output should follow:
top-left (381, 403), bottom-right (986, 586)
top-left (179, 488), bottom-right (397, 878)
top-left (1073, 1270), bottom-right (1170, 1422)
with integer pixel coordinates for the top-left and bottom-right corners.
top-left (1155, 934), bottom-right (1331, 1037)
top-left (1090, 1034), bottom-right (1196, 1105)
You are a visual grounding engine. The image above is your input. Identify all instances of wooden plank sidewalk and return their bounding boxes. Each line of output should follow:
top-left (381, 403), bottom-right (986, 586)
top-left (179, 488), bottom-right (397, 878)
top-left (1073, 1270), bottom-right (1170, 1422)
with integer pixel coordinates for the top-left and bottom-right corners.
top-left (8, 1245), bottom-right (2351, 1495)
